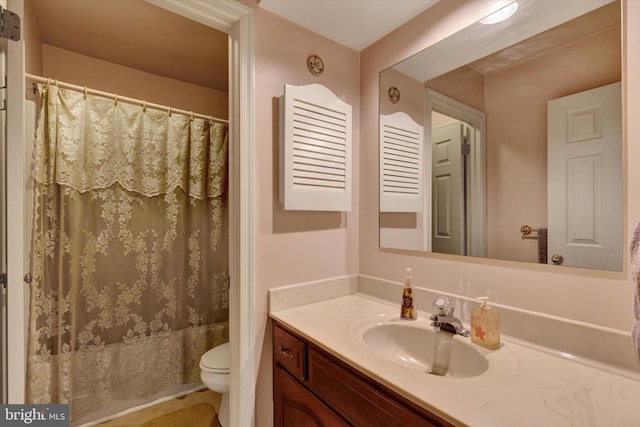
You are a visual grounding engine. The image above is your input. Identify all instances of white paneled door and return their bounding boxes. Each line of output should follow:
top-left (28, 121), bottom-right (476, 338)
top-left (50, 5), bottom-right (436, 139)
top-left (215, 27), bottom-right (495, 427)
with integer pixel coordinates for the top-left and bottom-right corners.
top-left (547, 82), bottom-right (622, 271)
top-left (431, 122), bottom-right (466, 255)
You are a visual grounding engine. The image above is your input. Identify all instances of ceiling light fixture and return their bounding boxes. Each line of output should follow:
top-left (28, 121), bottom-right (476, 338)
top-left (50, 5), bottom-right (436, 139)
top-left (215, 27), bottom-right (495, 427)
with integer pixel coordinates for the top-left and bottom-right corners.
top-left (479, 1), bottom-right (519, 25)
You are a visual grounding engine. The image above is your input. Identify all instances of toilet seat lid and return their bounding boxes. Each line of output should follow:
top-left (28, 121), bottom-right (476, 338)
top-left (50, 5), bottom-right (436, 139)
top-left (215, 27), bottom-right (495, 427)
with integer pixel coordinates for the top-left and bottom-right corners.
top-left (201, 342), bottom-right (230, 371)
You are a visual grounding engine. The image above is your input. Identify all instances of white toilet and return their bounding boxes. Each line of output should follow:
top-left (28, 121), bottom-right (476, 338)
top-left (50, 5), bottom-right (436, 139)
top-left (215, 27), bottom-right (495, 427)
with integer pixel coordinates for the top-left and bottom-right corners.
top-left (200, 342), bottom-right (230, 427)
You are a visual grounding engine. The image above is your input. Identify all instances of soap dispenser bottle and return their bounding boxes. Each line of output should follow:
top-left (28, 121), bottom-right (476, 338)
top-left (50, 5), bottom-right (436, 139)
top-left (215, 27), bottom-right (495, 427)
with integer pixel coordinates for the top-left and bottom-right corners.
top-left (400, 268), bottom-right (417, 320)
top-left (471, 296), bottom-right (500, 349)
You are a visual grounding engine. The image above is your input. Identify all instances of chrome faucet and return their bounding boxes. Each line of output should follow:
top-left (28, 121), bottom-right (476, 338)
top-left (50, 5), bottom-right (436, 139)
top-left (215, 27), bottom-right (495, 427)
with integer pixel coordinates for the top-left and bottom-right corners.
top-left (429, 296), bottom-right (470, 337)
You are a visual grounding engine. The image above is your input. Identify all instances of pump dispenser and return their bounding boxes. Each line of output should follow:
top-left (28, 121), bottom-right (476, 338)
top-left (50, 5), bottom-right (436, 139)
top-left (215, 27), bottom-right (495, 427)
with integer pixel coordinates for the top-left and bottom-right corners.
top-left (471, 296), bottom-right (500, 349)
top-left (400, 268), bottom-right (417, 320)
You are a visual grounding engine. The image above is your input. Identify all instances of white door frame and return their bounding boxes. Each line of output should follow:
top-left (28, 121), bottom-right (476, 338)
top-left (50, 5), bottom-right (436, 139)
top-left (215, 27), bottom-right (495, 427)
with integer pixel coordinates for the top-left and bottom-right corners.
top-left (1, 0), bottom-right (10, 406)
top-left (6, 0), bottom-right (26, 405)
top-left (7, 1), bottom-right (256, 426)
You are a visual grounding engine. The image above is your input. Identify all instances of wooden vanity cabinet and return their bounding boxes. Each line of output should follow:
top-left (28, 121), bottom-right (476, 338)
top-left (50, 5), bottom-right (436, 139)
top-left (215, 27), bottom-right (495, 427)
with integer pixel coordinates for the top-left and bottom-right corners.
top-left (274, 364), bottom-right (349, 426)
top-left (273, 323), bottom-right (348, 426)
top-left (273, 322), bottom-right (455, 427)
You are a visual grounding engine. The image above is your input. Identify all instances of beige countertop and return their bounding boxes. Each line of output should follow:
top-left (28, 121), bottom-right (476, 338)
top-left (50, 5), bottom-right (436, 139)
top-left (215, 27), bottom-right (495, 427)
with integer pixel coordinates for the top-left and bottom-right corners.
top-left (270, 292), bottom-right (640, 427)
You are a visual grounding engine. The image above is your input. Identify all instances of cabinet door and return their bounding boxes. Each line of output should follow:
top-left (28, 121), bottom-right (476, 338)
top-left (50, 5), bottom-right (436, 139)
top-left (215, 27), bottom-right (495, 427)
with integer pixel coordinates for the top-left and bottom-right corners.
top-left (274, 365), bottom-right (348, 427)
top-left (308, 348), bottom-right (444, 427)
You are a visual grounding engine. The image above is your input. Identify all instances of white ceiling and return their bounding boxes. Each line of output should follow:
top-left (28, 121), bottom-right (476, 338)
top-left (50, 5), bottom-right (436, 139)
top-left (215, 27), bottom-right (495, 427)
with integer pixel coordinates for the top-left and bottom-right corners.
top-left (259, 0), bottom-right (440, 50)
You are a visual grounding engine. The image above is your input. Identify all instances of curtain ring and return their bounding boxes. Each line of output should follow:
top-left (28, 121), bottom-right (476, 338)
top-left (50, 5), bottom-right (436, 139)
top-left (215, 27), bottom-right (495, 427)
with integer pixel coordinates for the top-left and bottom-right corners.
top-left (142, 100), bottom-right (147, 112)
top-left (114, 94), bottom-right (118, 106)
top-left (54, 79), bottom-right (59, 87)
top-left (190, 111), bottom-right (194, 122)
top-left (209, 116), bottom-right (214, 125)
top-left (168, 106), bottom-right (172, 116)
top-left (83, 86), bottom-right (88, 99)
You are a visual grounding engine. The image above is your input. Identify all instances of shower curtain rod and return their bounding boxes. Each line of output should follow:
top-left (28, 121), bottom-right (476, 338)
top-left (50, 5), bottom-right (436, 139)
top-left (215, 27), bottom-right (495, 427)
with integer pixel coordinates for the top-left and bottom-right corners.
top-left (25, 73), bottom-right (229, 125)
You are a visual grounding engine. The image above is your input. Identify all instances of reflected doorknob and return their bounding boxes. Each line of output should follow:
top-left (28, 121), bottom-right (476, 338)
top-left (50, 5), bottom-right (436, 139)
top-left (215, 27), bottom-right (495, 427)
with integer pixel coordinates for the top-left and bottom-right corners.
top-left (551, 254), bottom-right (564, 265)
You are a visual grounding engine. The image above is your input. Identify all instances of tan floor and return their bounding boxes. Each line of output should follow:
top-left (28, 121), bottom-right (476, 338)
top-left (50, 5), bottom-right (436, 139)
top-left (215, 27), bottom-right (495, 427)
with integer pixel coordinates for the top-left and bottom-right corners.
top-left (99, 389), bottom-right (222, 427)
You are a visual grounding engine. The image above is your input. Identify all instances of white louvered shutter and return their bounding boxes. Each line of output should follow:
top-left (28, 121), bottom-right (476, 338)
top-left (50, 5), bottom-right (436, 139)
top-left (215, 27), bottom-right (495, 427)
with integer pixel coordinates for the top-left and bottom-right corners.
top-left (379, 112), bottom-right (424, 212)
top-left (280, 84), bottom-right (352, 211)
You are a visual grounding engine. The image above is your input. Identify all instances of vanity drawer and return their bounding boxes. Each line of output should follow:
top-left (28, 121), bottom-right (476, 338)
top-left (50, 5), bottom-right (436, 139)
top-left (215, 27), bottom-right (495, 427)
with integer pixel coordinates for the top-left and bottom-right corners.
top-left (273, 325), bottom-right (307, 381)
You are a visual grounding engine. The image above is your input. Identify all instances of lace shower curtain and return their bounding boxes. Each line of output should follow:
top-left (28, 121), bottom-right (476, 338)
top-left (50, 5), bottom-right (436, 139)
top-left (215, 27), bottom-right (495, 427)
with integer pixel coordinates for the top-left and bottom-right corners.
top-left (27, 83), bottom-right (229, 419)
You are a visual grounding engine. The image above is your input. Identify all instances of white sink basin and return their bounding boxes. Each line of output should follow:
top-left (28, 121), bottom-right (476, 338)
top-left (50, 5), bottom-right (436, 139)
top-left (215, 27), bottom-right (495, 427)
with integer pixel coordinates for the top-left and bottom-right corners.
top-left (361, 321), bottom-right (489, 378)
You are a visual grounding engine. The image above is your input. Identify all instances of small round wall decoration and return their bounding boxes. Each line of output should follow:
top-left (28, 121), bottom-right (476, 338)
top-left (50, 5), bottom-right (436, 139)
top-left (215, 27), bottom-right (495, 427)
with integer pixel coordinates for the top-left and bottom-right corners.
top-left (307, 55), bottom-right (324, 76)
top-left (388, 87), bottom-right (400, 104)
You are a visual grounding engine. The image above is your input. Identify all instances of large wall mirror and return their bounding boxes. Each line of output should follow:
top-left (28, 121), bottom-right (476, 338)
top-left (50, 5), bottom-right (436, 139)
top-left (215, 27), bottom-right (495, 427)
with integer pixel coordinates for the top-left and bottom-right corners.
top-left (379, 0), bottom-right (622, 272)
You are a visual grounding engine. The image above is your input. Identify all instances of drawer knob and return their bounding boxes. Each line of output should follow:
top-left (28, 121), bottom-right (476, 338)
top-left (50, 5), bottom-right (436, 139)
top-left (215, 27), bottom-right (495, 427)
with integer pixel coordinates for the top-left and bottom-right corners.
top-left (279, 345), bottom-right (295, 359)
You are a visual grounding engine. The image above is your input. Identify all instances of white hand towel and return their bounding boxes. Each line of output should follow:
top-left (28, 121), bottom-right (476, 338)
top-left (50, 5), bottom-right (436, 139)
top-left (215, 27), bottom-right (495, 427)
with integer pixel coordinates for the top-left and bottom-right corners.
top-left (631, 221), bottom-right (640, 363)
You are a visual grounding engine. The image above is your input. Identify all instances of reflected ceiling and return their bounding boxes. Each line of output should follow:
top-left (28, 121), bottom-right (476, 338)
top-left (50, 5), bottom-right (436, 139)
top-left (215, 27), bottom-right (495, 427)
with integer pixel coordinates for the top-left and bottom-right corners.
top-left (468, 2), bottom-right (620, 75)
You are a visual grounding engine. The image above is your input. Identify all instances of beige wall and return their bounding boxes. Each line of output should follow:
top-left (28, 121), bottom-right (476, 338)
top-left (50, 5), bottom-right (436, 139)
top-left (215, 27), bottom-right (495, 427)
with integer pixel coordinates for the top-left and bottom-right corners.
top-left (253, 8), bottom-right (360, 425)
top-left (24, 1), bottom-right (229, 119)
top-left (38, 45), bottom-right (228, 119)
top-left (23, 3), bottom-right (227, 118)
top-left (360, 0), bottom-right (636, 333)
top-left (427, 65), bottom-right (485, 112)
top-left (24, 1), bottom-right (43, 77)
top-left (379, 67), bottom-right (425, 125)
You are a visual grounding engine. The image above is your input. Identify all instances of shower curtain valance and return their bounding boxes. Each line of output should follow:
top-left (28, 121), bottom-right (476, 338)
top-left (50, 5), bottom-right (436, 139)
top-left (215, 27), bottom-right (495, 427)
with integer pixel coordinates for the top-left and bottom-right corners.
top-left (34, 83), bottom-right (228, 199)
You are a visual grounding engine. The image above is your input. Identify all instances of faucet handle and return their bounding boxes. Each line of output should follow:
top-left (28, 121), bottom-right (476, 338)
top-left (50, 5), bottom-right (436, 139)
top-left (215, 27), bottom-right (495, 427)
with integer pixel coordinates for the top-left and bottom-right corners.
top-left (433, 296), bottom-right (452, 315)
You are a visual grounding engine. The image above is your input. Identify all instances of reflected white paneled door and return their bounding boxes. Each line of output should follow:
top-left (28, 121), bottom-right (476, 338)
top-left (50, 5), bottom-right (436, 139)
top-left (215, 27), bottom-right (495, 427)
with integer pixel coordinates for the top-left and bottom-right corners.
top-left (547, 82), bottom-right (622, 271)
top-left (431, 122), bottom-right (465, 255)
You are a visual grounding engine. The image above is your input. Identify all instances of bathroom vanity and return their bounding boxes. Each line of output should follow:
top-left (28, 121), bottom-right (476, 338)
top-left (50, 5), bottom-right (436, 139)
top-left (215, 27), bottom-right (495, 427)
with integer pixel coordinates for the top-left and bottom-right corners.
top-left (273, 321), bottom-right (453, 426)
top-left (269, 278), bottom-right (640, 427)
